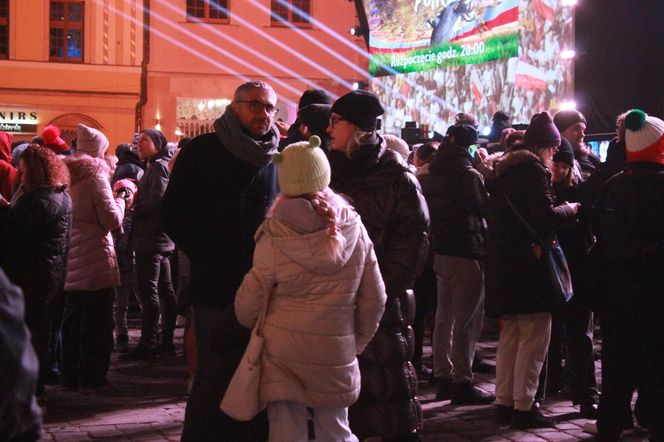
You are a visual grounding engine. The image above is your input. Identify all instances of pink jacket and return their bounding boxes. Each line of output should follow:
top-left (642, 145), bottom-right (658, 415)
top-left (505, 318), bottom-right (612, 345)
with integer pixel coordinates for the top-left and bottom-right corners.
top-left (235, 198), bottom-right (386, 408)
top-left (64, 155), bottom-right (124, 291)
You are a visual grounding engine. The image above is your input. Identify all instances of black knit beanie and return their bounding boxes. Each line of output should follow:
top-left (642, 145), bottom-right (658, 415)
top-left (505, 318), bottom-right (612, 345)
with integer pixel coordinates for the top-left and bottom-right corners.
top-left (553, 109), bottom-right (587, 133)
top-left (330, 90), bottom-right (384, 131)
top-left (141, 129), bottom-right (168, 152)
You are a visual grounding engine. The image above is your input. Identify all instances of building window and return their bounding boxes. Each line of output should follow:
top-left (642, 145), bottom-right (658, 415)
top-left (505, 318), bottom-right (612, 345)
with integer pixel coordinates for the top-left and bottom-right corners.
top-left (49, 1), bottom-right (84, 62)
top-left (186, 0), bottom-right (229, 23)
top-left (0, 0), bottom-right (8, 59)
top-left (271, 0), bottom-right (311, 27)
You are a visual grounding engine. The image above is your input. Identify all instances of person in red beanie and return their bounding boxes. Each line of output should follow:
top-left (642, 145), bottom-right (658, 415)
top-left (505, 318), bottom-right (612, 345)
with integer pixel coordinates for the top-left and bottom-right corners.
top-left (485, 111), bottom-right (580, 429)
top-left (41, 125), bottom-right (71, 155)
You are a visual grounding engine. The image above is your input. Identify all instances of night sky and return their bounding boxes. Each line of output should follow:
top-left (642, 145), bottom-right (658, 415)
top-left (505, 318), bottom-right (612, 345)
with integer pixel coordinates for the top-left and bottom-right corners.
top-left (575, 0), bottom-right (664, 133)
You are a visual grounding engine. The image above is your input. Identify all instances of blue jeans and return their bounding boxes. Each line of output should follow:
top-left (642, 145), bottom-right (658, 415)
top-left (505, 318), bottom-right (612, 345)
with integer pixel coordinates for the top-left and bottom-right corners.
top-left (181, 303), bottom-right (268, 441)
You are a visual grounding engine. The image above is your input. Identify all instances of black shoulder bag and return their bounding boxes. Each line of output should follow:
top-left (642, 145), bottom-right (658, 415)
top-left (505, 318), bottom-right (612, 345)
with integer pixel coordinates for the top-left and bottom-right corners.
top-left (503, 194), bottom-right (574, 306)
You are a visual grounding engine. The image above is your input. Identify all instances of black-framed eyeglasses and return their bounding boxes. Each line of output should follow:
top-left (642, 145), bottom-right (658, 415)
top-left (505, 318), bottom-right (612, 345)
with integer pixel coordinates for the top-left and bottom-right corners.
top-left (235, 100), bottom-right (279, 116)
top-left (329, 115), bottom-right (346, 129)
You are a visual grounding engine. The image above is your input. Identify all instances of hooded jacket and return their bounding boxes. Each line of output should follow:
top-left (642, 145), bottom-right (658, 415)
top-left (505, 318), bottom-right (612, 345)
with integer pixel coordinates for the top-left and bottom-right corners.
top-left (132, 147), bottom-right (174, 253)
top-left (0, 131), bottom-right (18, 201)
top-left (235, 198), bottom-right (386, 408)
top-left (64, 154), bottom-right (124, 291)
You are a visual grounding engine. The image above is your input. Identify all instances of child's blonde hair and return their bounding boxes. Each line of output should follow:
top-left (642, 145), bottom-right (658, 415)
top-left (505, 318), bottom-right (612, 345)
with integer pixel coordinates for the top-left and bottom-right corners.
top-left (269, 187), bottom-right (350, 259)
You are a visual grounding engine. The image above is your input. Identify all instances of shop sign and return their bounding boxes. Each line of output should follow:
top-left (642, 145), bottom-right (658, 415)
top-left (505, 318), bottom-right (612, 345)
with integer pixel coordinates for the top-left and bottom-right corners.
top-left (0, 110), bottom-right (39, 134)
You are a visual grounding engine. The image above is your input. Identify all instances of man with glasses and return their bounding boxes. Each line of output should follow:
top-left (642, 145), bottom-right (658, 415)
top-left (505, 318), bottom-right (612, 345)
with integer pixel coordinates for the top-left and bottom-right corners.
top-left (163, 81), bottom-right (280, 441)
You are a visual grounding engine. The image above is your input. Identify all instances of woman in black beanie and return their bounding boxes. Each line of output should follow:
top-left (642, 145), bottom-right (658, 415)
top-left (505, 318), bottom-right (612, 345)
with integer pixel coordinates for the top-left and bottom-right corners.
top-left (327, 90), bottom-right (429, 441)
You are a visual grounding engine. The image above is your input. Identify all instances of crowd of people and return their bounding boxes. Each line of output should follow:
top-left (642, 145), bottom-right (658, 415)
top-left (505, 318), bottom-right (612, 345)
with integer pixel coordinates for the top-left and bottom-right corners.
top-left (0, 80), bottom-right (662, 442)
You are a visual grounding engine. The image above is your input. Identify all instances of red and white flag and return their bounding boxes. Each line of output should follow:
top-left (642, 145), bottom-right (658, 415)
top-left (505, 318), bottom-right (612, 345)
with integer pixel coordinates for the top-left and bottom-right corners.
top-left (532, 0), bottom-right (556, 20)
top-left (514, 61), bottom-right (547, 90)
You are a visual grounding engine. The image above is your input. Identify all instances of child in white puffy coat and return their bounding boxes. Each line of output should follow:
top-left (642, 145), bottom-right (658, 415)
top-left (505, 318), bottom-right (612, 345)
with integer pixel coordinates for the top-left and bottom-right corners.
top-left (234, 136), bottom-right (387, 442)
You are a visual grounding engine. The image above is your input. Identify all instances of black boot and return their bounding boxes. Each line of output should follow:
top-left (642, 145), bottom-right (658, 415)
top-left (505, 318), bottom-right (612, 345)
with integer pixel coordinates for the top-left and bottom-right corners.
top-left (511, 408), bottom-right (556, 429)
top-left (451, 381), bottom-right (496, 405)
top-left (496, 405), bottom-right (514, 425)
top-left (435, 378), bottom-right (453, 401)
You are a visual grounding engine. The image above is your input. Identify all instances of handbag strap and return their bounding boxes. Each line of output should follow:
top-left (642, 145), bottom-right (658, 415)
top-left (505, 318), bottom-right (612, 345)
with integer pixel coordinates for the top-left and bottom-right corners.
top-left (255, 279), bottom-right (272, 337)
top-left (503, 194), bottom-right (542, 244)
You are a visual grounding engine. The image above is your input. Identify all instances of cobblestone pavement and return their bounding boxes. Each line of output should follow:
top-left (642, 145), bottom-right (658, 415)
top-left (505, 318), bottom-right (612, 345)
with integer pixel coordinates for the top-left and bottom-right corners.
top-left (41, 322), bottom-right (651, 441)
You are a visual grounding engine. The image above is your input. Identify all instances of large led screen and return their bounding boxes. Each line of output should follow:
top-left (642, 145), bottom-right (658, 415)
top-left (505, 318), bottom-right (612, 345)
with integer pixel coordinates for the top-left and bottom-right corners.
top-left (366, 0), bottom-right (574, 135)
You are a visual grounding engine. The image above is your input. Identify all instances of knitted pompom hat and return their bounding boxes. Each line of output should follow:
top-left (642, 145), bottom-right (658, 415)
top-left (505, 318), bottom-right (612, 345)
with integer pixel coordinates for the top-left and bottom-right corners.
top-left (77, 124), bottom-right (109, 158)
top-left (624, 109), bottom-right (664, 165)
top-left (273, 135), bottom-right (331, 196)
top-left (42, 125), bottom-right (68, 152)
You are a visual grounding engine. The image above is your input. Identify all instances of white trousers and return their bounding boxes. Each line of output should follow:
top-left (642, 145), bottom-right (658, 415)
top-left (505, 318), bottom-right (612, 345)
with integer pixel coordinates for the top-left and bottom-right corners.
top-left (268, 401), bottom-right (358, 442)
top-left (432, 255), bottom-right (485, 382)
top-left (495, 312), bottom-right (552, 411)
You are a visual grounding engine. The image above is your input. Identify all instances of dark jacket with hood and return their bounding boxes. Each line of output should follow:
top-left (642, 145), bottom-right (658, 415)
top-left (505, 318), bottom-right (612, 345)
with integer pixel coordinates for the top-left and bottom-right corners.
top-left (329, 135), bottom-right (429, 440)
top-left (132, 147), bottom-right (174, 253)
top-left (484, 149), bottom-right (576, 317)
top-left (162, 109), bottom-right (279, 310)
top-left (427, 143), bottom-right (488, 259)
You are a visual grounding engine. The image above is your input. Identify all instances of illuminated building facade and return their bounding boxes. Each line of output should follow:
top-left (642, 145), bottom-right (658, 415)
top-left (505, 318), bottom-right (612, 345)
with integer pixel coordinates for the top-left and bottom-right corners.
top-left (1, 0), bottom-right (367, 146)
top-left (0, 0), bottom-right (143, 147)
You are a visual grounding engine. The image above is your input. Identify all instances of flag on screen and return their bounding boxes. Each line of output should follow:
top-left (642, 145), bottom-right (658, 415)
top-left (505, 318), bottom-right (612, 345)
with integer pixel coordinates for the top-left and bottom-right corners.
top-left (471, 69), bottom-right (483, 104)
top-left (514, 61), bottom-right (547, 90)
top-left (532, 0), bottom-right (556, 20)
top-left (451, 0), bottom-right (520, 42)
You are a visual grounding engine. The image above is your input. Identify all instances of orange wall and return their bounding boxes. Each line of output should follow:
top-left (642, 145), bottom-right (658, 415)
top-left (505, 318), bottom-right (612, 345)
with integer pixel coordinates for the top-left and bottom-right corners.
top-left (143, 0), bottom-right (369, 139)
top-left (0, 0), bottom-right (142, 148)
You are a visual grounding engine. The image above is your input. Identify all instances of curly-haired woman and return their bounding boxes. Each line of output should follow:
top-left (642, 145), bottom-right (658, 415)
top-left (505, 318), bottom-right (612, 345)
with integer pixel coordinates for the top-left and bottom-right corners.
top-left (4, 145), bottom-right (72, 402)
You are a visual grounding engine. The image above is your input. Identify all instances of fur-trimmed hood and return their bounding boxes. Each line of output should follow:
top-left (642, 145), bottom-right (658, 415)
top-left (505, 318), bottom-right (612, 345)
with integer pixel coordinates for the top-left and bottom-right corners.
top-left (64, 154), bottom-right (112, 185)
top-left (479, 149), bottom-right (541, 180)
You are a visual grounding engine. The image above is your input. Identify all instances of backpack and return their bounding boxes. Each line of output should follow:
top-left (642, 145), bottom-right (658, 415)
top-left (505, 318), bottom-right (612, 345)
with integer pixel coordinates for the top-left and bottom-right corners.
top-left (594, 168), bottom-right (664, 262)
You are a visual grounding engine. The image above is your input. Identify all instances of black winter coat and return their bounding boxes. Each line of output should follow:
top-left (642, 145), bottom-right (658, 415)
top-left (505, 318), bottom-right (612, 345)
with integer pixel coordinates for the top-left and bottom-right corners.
top-left (485, 150), bottom-right (576, 317)
top-left (5, 186), bottom-right (72, 301)
top-left (329, 138), bottom-right (429, 440)
top-left (161, 133), bottom-right (278, 310)
top-left (132, 148), bottom-right (174, 253)
top-left (427, 143), bottom-right (488, 259)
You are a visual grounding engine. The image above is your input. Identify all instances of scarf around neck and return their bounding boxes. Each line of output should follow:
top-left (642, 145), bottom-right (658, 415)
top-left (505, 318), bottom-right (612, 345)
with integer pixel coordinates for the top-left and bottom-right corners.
top-left (213, 107), bottom-right (280, 168)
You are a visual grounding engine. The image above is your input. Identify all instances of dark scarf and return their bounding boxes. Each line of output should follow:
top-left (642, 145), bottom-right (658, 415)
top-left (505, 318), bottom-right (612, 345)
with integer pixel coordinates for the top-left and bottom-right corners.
top-left (213, 107), bottom-right (280, 168)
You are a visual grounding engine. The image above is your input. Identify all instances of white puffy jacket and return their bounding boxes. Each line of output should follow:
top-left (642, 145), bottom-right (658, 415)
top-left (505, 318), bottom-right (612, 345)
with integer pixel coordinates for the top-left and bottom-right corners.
top-left (235, 198), bottom-right (386, 408)
top-left (64, 155), bottom-right (124, 291)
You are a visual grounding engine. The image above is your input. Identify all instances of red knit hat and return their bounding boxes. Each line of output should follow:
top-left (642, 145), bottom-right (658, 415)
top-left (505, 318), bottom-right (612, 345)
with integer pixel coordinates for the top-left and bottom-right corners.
top-left (42, 125), bottom-right (68, 153)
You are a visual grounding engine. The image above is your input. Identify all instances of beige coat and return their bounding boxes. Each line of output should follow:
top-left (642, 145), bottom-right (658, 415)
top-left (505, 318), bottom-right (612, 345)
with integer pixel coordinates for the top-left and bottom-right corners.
top-left (235, 201), bottom-right (386, 408)
top-left (64, 155), bottom-right (124, 291)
